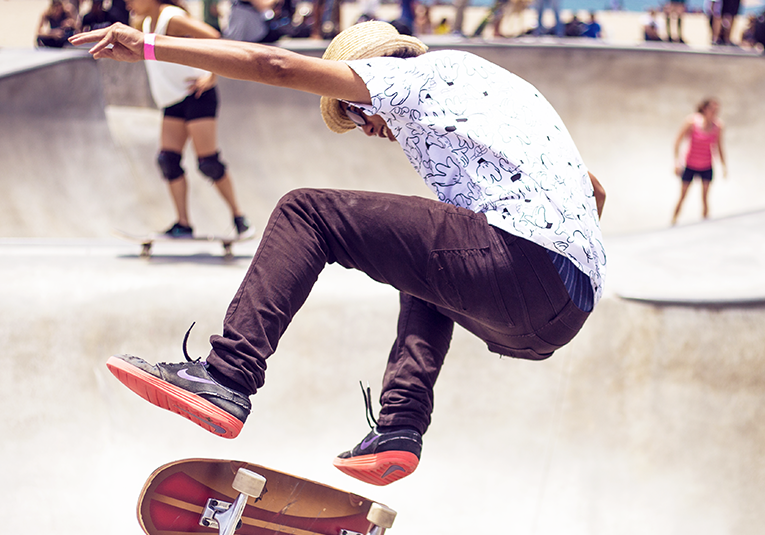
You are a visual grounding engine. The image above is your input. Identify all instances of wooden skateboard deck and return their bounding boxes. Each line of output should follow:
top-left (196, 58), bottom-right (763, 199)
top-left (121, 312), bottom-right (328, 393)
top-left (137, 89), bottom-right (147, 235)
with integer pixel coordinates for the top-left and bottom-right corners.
top-left (114, 230), bottom-right (256, 259)
top-left (138, 458), bottom-right (396, 535)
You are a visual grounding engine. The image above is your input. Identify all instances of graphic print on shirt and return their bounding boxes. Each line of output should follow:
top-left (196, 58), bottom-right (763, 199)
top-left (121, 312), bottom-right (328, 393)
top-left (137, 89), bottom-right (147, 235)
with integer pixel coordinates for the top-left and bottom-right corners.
top-left (346, 51), bottom-right (606, 303)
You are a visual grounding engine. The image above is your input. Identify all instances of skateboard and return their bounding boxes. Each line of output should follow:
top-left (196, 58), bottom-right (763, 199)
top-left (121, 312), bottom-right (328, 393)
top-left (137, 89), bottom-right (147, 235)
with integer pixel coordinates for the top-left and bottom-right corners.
top-left (138, 458), bottom-right (397, 535)
top-left (114, 230), bottom-right (256, 260)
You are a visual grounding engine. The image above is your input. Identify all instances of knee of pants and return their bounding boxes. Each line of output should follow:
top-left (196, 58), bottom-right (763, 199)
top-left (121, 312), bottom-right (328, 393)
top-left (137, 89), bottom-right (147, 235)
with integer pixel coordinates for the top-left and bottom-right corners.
top-left (273, 188), bottom-right (326, 215)
top-left (157, 150), bottom-right (184, 181)
top-left (198, 152), bottom-right (227, 182)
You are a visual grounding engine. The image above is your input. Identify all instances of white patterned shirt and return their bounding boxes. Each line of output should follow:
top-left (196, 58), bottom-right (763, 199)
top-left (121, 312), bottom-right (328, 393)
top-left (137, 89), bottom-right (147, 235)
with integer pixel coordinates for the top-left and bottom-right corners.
top-left (345, 50), bottom-right (606, 303)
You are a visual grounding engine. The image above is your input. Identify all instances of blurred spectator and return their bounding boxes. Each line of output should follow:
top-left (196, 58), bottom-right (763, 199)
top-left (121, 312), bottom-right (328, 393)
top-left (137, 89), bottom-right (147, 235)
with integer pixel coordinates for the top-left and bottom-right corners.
top-left (226, 0), bottom-right (296, 43)
top-left (534, 0), bottom-right (562, 36)
top-left (311, 0), bottom-right (341, 38)
top-left (290, 3), bottom-right (315, 38)
top-left (665, 0), bottom-right (685, 43)
top-left (390, 17), bottom-right (414, 35)
top-left (413, 3), bottom-right (433, 34)
top-left (108, 0), bottom-right (130, 25)
top-left (491, 0), bottom-right (532, 38)
top-left (744, 11), bottom-right (765, 51)
top-left (706, 0), bottom-right (721, 41)
top-left (754, 11), bottom-right (765, 51)
top-left (564, 14), bottom-right (586, 36)
top-left (225, 0), bottom-right (272, 42)
top-left (356, 0), bottom-right (381, 22)
top-left (434, 16), bottom-right (451, 34)
top-left (399, 0), bottom-right (415, 32)
top-left (261, 0), bottom-right (298, 42)
top-left (453, 0), bottom-right (469, 35)
top-left (582, 11), bottom-right (602, 38)
top-left (672, 98), bottom-right (726, 224)
top-left (80, 0), bottom-right (117, 32)
top-left (202, 0), bottom-right (221, 31)
top-left (37, 0), bottom-right (77, 48)
top-left (740, 13), bottom-right (765, 51)
top-left (641, 8), bottom-right (665, 41)
top-left (712, 0), bottom-right (741, 45)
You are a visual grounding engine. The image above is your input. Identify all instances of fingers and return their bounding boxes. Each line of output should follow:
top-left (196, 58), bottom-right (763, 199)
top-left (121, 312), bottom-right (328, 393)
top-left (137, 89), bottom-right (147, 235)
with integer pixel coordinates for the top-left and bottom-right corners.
top-left (68, 26), bottom-right (110, 46)
top-left (70, 23), bottom-right (144, 62)
top-left (90, 35), bottom-right (118, 57)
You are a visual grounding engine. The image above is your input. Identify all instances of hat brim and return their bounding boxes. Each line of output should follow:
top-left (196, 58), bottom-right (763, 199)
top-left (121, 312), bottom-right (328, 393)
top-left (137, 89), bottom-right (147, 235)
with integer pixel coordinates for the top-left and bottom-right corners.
top-left (319, 22), bottom-right (428, 134)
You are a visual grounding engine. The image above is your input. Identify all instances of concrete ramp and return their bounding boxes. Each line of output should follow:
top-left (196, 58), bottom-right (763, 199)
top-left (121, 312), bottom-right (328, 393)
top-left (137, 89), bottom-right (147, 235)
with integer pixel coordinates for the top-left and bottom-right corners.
top-left (0, 51), bottom-right (155, 237)
top-left (1, 239), bottom-right (764, 535)
top-left (610, 209), bottom-right (765, 304)
top-left (1, 41), bottom-right (764, 535)
top-left (3, 42), bottom-right (765, 238)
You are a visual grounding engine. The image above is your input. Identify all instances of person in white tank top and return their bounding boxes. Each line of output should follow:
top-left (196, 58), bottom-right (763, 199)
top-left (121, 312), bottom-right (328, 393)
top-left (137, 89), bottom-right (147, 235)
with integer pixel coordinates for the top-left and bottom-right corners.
top-left (129, 0), bottom-right (252, 237)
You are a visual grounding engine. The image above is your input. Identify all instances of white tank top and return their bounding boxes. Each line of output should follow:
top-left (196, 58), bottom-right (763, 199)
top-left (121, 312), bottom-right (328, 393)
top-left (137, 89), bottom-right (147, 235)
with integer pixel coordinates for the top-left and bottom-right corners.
top-left (143, 5), bottom-right (211, 109)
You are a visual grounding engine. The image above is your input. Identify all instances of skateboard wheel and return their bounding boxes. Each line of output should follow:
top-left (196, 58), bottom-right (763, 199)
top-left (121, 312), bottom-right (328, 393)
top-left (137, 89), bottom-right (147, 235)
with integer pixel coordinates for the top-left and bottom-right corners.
top-left (232, 468), bottom-right (266, 498)
top-left (367, 502), bottom-right (396, 529)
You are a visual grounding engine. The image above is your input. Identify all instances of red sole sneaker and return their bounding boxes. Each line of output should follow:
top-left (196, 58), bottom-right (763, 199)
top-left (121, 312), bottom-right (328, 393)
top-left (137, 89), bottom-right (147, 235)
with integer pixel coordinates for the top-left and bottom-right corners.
top-left (106, 356), bottom-right (243, 439)
top-left (333, 451), bottom-right (419, 486)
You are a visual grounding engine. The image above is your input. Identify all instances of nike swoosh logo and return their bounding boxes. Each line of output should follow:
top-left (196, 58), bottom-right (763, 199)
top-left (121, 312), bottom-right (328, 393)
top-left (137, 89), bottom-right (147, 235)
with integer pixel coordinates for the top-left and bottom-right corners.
top-left (174, 405), bottom-right (228, 435)
top-left (382, 465), bottom-right (405, 478)
top-left (361, 435), bottom-right (378, 450)
top-left (178, 369), bottom-right (216, 384)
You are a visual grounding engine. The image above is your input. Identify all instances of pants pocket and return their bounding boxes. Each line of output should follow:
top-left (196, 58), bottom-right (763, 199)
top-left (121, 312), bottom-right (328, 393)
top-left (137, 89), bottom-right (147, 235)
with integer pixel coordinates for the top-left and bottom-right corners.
top-left (426, 247), bottom-right (514, 326)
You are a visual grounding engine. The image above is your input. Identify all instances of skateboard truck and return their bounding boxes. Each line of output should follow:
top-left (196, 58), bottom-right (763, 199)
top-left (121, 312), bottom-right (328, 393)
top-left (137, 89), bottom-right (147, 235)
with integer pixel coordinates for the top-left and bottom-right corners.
top-left (199, 468), bottom-right (267, 535)
top-left (344, 502), bottom-right (397, 535)
top-left (197, 467), bottom-right (396, 535)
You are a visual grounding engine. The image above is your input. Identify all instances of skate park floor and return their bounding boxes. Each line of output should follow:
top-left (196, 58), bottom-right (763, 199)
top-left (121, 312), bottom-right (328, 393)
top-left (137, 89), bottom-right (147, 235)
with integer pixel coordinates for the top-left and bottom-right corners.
top-left (2, 37), bottom-right (765, 535)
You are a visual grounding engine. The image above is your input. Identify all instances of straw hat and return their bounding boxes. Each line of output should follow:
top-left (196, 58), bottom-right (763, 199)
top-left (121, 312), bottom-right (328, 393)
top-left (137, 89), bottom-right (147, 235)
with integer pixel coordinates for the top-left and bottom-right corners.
top-left (319, 21), bottom-right (428, 134)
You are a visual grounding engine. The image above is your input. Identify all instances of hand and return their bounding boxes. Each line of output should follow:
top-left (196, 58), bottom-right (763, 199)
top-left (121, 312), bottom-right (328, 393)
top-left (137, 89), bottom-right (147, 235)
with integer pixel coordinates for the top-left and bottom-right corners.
top-left (68, 23), bottom-right (145, 63)
top-left (188, 73), bottom-right (216, 98)
top-left (675, 165), bottom-right (683, 178)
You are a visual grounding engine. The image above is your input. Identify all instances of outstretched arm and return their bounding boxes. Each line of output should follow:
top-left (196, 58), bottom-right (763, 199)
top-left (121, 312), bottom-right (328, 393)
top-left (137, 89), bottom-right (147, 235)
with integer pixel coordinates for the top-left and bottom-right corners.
top-left (69, 23), bottom-right (372, 103)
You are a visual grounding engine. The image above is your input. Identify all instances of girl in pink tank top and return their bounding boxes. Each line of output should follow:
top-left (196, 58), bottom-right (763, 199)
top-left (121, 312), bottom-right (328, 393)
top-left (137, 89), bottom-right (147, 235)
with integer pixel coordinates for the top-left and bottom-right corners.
top-left (672, 98), bottom-right (727, 224)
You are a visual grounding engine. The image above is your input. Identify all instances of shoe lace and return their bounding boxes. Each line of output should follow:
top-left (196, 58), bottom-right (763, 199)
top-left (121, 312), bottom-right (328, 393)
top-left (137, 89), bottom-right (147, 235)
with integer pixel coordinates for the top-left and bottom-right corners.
top-left (359, 381), bottom-right (379, 429)
top-left (182, 322), bottom-right (200, 363)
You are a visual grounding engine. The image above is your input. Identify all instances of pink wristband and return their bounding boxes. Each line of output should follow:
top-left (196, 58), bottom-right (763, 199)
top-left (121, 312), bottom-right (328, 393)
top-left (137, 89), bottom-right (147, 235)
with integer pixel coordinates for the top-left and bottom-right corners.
top-left (144, 33), bottom-right (156, 61)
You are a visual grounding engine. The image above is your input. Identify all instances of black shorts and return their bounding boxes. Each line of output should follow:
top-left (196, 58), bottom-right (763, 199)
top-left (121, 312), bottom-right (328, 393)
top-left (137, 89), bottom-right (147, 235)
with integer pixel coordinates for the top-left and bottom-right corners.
top-left (721, 0), bottom-right (741, 17)
top-left (682, 166), bottom-right (713, 183)
top-left (163, 87), bottom-right (218, 121)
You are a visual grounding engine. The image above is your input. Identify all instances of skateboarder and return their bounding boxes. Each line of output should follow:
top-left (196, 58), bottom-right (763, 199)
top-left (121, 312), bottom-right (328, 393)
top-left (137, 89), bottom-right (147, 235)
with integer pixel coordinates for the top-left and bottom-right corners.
top-left (672, 97), bottom-right (726, 225)
top-left (71, 21), bottom-right (607, 486)
top-left (132, 0), bottom-right (251, 238)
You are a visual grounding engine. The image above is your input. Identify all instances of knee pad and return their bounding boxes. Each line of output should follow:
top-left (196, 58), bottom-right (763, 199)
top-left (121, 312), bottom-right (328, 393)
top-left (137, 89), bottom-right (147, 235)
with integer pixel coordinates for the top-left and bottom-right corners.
top-left (157, 150), bottom-right (184, 181)
top-left (198, 152), bottom-right (227, 182)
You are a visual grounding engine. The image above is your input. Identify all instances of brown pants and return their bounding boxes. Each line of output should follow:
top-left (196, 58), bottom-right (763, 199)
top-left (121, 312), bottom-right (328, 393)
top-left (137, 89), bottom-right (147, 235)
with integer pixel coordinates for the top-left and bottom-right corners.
top-left (207, 188), bottom-right (590, 434)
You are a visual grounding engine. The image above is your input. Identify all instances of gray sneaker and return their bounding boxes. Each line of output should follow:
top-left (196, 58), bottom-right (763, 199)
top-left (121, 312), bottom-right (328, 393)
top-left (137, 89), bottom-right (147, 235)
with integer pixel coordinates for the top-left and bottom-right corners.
top-left (106, 353), bottom-right (251, 439)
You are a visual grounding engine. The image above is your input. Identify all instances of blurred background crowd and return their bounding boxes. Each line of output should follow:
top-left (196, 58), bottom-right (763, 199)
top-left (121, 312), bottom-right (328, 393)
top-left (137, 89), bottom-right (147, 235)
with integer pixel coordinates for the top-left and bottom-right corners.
top-left (31, 0), bottom-right (765, 51)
